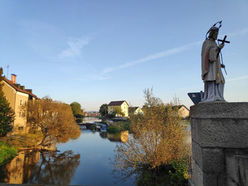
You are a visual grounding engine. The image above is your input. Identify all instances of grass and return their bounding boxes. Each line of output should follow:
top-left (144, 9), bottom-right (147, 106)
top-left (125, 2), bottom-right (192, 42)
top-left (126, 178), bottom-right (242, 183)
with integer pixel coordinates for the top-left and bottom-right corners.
top-left (0, 141), bottom-right (17, 166)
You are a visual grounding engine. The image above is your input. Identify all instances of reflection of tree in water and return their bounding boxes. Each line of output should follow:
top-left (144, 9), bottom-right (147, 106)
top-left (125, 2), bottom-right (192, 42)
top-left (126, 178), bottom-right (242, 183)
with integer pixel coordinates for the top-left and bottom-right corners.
top-left (0, 150), bottom-right (80, 185)
top-left (100, 131), bottom-right (129, 143)
top-left (25, 150), bottom-right (80, 186)
top-left (0, 151), bottom-right (27, 184)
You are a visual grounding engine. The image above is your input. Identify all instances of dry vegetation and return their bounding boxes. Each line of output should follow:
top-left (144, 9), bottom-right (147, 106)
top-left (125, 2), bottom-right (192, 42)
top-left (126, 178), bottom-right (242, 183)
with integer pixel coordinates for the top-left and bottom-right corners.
top-left (27, 98), bottom-right (81, 147)
top-left (115, 89), bottom-right (190, 183)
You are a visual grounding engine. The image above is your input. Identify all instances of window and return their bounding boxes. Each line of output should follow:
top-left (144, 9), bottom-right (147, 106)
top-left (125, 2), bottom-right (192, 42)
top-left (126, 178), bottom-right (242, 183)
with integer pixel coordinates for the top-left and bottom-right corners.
top-left (20, 100), bottom-right (22, 105)
top-left (19, 112), bottom-right (22, 117)
top-left (18, 127), bottom-right (24, 131)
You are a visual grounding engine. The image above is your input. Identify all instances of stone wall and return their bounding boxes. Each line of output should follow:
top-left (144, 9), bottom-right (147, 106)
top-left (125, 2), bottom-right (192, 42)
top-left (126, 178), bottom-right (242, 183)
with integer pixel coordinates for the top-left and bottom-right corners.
top-left (190, 102), bottom-right (248, 186)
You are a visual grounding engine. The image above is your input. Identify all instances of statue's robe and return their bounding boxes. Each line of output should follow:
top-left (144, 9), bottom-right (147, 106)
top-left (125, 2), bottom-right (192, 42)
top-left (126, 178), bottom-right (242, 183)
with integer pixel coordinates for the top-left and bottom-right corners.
top-left (201, 39), bottom-right (225, 102)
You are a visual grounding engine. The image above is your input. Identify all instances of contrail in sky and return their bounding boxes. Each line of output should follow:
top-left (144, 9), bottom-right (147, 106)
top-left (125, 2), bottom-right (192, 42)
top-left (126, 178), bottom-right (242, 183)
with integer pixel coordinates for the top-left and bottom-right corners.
top-left (101, 41), bottom-right (201, 75)
top-left (98, 27), bottom-right (248, 79)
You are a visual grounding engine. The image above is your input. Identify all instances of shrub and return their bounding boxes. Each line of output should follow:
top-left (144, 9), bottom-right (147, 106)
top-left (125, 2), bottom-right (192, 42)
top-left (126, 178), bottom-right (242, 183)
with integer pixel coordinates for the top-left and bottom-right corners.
top-left (169, 158), bottom-right (190, 185)
top-left (107, 125), bottom-right (119, 134)
top-left (0, 141), bottom-right (17, 165)
top-left (107, 121), bottom-right (131, 134)
top-left (117, 121), bottom-right (130, 131)
top-left (115, 88), bottom-right (190, 183)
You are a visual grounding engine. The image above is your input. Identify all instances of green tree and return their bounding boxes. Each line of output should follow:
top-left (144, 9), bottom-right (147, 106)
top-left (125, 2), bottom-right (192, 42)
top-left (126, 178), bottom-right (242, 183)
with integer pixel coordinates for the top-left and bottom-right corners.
top-left (0, 68), bottom-right (14, 136)
top-left (99, 104), bottom-right (108, 118)
top-left (70, 102), bottom-right (84, 117)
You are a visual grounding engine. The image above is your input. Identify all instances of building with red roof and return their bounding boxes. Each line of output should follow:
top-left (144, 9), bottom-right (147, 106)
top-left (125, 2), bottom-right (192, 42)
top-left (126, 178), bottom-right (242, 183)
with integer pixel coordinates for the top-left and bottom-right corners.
top-left (1, 74), bottom-right (38, 134)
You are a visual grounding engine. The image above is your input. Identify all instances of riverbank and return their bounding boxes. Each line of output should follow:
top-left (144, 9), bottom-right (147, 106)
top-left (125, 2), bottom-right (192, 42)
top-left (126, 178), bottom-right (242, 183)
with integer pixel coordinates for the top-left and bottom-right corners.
top-left (107, 121), bottom-right (131, 134)
top-left (0, 141), bottom-right (17, 166)
top-left (6, 132), bottom-right (43, 150)
top-left (0, 132), bottom-right (49, 166)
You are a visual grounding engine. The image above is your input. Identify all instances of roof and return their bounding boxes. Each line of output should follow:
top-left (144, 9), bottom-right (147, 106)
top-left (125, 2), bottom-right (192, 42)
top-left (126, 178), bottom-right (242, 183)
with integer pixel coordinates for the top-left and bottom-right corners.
top-left (172, 105), bottom-right (189, 111)
top-left (128, 107), bottom-right (139, 113)
top-left (108, 100), bottom-right (128, 106)
top-left (2, 77), bottom-right (38, 99)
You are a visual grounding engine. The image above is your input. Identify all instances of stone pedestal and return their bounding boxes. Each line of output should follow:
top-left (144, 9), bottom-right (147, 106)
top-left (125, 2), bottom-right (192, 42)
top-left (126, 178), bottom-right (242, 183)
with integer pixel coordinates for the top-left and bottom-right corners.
top-left (190, 102), bottom-right (248, 186)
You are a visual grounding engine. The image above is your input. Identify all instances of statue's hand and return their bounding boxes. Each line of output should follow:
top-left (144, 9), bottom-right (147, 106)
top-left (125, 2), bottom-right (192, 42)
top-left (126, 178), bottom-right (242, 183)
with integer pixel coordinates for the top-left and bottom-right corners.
top-left (219, 43), bottom-right (224, 49)
top-left (221, 64), bottom-right (225, 68)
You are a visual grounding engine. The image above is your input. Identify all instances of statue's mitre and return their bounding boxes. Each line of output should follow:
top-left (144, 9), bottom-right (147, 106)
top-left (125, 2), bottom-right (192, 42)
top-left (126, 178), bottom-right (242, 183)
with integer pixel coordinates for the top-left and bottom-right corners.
top-left (205, 21), bottom-right (222, 38)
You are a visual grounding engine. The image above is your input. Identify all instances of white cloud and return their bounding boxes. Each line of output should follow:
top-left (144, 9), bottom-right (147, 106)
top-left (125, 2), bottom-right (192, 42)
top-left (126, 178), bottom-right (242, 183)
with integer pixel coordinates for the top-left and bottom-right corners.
top-left (59, 37), bottom-right (90, 58)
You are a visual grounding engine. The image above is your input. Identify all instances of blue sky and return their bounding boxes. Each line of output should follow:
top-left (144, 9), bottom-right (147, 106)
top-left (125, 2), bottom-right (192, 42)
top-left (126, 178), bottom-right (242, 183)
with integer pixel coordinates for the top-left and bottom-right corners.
top-left (1, 0), bottom-right (248, 111)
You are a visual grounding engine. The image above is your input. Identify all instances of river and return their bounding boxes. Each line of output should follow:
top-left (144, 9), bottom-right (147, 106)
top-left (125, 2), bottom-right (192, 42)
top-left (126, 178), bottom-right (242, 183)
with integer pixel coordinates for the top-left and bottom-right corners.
top-left (0, 130), bottom-right (135, 186)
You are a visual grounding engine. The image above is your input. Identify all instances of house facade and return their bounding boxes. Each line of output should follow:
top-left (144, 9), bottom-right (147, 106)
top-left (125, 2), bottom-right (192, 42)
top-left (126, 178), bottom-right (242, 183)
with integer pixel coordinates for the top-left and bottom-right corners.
top-left (128, 107), bottom-right (143, 116)
top-left (173, 105), bottom-right (189, 118)
top-left (1, 74), bottom-right (37, 134)
top-left (108, 100), bottom-right (129, 117)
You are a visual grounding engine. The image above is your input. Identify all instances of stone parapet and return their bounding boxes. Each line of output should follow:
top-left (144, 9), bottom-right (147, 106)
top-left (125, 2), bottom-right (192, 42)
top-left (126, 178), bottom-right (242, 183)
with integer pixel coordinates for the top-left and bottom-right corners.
top-left (190, 102), bottom-right (248, 119)
top-left (190, 102), bottom-right (248, 186)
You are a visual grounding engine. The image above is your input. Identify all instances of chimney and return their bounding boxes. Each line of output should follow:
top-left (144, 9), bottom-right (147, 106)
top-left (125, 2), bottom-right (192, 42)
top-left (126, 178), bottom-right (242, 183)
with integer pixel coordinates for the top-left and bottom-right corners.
top-left (11, 74), bottom-right (16, 84)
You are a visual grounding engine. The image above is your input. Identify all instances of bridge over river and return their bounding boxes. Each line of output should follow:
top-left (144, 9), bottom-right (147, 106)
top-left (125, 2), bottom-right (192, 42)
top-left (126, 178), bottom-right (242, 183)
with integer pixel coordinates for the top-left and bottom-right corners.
top-left (83, 116), bottom-right (101, 123)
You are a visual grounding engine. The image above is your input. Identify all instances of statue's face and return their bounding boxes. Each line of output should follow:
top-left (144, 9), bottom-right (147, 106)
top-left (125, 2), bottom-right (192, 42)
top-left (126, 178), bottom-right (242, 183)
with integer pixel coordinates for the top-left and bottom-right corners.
top-left (212, 31), bottom-right (218, 40)
top-left (208, 27), bottom-right (219, 40)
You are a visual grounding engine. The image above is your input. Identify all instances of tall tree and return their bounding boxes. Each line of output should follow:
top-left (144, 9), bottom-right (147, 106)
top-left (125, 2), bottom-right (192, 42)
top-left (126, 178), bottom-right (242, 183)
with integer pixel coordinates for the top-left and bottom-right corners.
top-left (99, 104), bottom-right (108, 118)
top-left (27, 98), bottom-right (81, 146)
top-left (70, 102), bottom-right (84, 117)
top-left (0, 68), bottom-right (14, 136)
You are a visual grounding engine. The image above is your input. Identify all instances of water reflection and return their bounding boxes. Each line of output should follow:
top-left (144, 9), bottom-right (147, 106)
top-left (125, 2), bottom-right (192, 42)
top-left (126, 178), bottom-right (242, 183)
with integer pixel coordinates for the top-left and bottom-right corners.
top-left (0, 150), bottom-right (80, 185)
top-left (0, 150), bottom-right (40, 184)
top-left (100, 131), bottom-right (129, 143)
top-left (0, 130), bottom-right (134, 186)
top-left (57, 130), bottom-right (134, 186)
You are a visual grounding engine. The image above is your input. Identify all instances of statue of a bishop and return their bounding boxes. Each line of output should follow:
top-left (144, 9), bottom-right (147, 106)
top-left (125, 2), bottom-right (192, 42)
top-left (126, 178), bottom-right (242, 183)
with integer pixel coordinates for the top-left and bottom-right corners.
top-left (201, 23), bottom-right (226, 102)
